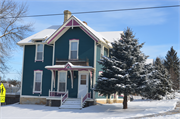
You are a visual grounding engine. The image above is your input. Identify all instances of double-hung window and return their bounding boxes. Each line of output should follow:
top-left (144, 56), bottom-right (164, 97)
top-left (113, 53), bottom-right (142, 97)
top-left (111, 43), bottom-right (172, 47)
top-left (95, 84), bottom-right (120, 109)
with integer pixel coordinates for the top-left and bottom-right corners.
top-left (33, 71), bottom-right (43, 93)
top-left (69, 40), bottom-right (79, 60)
top-left (58, 71), bottom-right (67, 92)
top-left (36, 44), bottom-right (44, 61)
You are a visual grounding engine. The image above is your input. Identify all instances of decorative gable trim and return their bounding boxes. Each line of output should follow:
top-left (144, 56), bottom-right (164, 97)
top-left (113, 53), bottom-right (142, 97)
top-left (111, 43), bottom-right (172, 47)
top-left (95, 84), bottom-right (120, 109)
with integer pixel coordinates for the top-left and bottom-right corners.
top-left (66, 19), bottom-right (80, 27)
top-left (65, 64), bottom-right (72, 69)
top-left (46, 16), bottom-right (99, 44)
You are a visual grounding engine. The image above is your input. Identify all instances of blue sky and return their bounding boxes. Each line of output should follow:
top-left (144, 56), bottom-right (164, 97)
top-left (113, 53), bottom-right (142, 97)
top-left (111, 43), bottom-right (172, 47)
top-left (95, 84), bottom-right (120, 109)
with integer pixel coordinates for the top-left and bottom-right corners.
top-left (2, 0), bottom-right (179, 80)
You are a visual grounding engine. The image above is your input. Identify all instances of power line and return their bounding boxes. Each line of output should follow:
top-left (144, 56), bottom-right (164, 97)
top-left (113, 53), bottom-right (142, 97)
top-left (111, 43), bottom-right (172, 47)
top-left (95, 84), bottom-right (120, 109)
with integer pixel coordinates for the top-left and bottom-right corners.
top-left (1, 5), bottom-right (180, 19)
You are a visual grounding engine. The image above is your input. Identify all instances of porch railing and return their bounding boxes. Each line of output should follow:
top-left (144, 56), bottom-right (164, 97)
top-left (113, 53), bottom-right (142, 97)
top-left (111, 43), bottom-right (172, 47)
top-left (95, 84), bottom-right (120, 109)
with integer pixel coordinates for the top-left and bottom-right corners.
top-left (61, 90), bottom-right (68, 106)
top-left (49, 90), bottom-right (65, 97)
top-left (81, 92), bottom-right (91, 108)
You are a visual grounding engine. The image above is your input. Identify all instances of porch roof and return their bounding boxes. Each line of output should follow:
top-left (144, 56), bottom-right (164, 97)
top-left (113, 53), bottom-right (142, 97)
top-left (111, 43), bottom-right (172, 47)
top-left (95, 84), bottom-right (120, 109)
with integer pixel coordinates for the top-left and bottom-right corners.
top-left (45, 62), bottom-right (94, 71)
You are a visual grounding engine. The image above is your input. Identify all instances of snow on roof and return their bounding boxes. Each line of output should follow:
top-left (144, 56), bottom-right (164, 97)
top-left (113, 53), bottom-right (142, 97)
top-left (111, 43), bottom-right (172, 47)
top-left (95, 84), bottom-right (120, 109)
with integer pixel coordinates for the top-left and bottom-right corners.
top-left (145, 59), bottom-right (154, 65)
top-left (98, 31), bottom-right (123, 43)
top-left (71, 16), bottom-right (108, 44)
top-left (17, 16), bottom-right (123, 46)
top-left (45, 62), bottom-right (93, 69)
top-left (45, 64), bottom-right (93, 69)
top-left (17, 25), bottom-right (61, 45)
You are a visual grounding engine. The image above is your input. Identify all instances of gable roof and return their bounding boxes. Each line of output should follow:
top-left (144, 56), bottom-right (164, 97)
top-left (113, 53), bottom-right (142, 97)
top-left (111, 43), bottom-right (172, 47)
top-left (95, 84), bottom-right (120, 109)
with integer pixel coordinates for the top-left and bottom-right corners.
top-left (46, 15), bottom-right (108, 45)
top-left (17, 25), bottom-right (60, 45)
top-left (99, 31), bottom-right (123, 43)
top-left (17, 15), bottom-right (123, 47)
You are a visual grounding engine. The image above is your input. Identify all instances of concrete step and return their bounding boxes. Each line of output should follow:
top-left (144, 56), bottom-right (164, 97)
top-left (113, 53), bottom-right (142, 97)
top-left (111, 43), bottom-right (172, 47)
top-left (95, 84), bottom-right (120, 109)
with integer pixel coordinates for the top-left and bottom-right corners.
top-left (66, 98), bottom-right (81, 101)
top-left (60, 105), bottom-right (82, 109)
top-left (65, 100), bottom-right (81, 103)
top-left (64, 101), bottom-right (81, 105)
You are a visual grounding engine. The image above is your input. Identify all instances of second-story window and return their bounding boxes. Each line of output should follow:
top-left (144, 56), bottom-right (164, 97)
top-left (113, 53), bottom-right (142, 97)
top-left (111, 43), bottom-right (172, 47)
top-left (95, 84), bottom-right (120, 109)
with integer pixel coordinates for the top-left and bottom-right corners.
top-left (69, 40), bottom-right (79, 60)
top-left (36, 44), bottom-right (44, 61)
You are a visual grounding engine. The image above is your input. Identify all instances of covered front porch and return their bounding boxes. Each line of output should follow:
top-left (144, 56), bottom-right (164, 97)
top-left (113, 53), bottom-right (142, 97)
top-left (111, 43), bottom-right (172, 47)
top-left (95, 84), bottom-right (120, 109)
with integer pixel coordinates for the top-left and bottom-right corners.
top-left (45, 62), bottom-right (94, 108)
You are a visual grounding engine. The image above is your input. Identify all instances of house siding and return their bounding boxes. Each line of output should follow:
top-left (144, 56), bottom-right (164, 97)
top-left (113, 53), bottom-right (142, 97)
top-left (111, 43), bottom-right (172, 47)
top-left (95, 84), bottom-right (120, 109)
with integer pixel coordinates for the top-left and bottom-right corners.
top-left (95, 44), bottom-right (106, 99)
top-left (52, 27), bottom-right (94, 97)
top-left (22, 45), bottom-right (53, 96)
top-left (54, 27), bottom-right (94, 67)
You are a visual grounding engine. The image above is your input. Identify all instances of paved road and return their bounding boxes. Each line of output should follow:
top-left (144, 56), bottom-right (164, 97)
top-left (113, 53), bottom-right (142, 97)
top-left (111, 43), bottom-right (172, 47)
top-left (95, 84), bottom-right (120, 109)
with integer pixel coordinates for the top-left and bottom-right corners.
top-left (129, 101), bottom-right (180, 119)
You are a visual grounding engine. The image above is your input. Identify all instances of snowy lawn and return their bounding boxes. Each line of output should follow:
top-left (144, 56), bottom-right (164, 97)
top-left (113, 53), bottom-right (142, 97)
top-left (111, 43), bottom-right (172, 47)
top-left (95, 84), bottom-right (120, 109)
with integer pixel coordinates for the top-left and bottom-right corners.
top-left (1, 99), bottom-right (178, 119)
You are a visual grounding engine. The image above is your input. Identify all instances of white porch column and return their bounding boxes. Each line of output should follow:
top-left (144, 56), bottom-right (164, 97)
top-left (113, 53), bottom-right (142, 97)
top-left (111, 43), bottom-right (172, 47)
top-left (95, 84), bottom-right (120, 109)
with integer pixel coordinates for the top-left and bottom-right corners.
top-left (51, 70), bottom-right (56, 91)
top-left (69, 70), bottom-right (73, 88)
top-left (51, 70), bottom-right (53, 91)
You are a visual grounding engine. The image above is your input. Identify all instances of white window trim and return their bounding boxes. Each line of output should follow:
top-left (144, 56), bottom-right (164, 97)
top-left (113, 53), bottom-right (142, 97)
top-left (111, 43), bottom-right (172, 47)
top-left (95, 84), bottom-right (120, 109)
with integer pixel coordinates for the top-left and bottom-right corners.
top-left (101, 44), bottom-right (104, 58)
top-left (69, 39), bottom-right (79, 60)
top-left (35, 44), bottom-right (44, 62)
top-left (33, 70), bottom-right (43, 94)
top-left (57, 71), bottom-right (67, 93)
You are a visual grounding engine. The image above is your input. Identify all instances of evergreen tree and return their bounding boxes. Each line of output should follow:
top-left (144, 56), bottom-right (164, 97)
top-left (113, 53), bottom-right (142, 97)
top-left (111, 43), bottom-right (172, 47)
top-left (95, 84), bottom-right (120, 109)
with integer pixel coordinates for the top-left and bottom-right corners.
top-left (141, 57), bottom-right (173, 100)
top-left (164, 47), bottom-right (180, 90)
top-left (94, 28), bottom-right (152, 109)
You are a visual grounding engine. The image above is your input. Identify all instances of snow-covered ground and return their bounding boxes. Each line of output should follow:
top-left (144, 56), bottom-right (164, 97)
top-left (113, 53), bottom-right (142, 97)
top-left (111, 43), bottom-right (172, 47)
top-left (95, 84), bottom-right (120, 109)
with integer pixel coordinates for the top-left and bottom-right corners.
top-left (142, 114), bottom-right (180, 119)
top-left (0, 99), bottom-right (178, 119)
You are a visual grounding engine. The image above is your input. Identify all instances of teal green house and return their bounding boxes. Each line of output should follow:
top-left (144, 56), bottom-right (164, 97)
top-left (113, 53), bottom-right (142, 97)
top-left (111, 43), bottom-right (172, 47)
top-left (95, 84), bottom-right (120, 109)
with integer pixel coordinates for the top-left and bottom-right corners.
top-left (17, 10), bottom-right (123, 108)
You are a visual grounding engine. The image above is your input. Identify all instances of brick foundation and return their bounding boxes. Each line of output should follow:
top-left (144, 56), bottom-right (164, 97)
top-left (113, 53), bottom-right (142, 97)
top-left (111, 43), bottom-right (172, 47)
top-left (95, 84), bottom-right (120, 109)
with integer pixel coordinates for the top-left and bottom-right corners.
top-left (20, 97), bottom-right (46, 105)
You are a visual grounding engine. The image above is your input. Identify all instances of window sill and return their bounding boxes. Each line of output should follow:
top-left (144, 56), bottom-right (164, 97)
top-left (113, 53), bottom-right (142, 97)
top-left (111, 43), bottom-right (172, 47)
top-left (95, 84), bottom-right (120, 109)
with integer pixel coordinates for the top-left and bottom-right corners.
top-left (33, 91), bottom-right (41, 94)
top-left (68, 59), bottom-right (78, 60)
top-left (35, 60), bottom-right (44, 62)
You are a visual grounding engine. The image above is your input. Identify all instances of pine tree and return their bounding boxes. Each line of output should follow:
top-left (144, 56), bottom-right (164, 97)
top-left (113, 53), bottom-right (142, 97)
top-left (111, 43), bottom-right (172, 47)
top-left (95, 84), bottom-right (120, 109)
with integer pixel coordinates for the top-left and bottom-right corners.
top-left (94, 28), bottom-right (152, 109)
top-left (164, 47), bottom-right (180, 90)
top-left (141, 57), bottom-right (173, 100)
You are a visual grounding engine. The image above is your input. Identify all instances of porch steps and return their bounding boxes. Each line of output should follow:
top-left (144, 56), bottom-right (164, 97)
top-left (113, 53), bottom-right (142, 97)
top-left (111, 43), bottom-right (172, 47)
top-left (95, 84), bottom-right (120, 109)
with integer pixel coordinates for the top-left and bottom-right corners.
top-left (59, 98), bottom-right (82, 109)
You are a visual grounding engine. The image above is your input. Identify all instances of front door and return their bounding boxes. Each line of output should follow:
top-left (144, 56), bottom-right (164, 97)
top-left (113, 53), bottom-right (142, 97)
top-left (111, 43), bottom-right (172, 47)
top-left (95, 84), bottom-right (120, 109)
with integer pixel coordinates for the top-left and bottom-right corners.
top-left (67, 71), bottom-right (78, 98)
top-left (78, 71), bottom-right (88, 98)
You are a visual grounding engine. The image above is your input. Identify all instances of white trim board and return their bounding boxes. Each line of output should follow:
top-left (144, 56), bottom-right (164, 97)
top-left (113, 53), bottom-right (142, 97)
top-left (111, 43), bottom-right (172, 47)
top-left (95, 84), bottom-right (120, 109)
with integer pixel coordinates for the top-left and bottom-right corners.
top-left (20, 46), bottom-right (25, 98)
top-left (93, 41), bottom-right (97, 100)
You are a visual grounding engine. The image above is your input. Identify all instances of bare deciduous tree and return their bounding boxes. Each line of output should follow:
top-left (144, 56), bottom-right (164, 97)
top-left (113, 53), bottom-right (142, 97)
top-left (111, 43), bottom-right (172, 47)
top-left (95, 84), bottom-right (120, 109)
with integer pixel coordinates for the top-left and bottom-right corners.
top-left (0, 0), bottom-right (33, 73)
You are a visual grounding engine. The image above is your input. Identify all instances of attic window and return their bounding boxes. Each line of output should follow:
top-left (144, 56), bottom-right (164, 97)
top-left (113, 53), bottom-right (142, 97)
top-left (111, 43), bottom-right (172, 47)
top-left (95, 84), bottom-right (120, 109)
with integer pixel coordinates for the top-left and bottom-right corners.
top-left (35, 44), bottom-right (44, 61)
